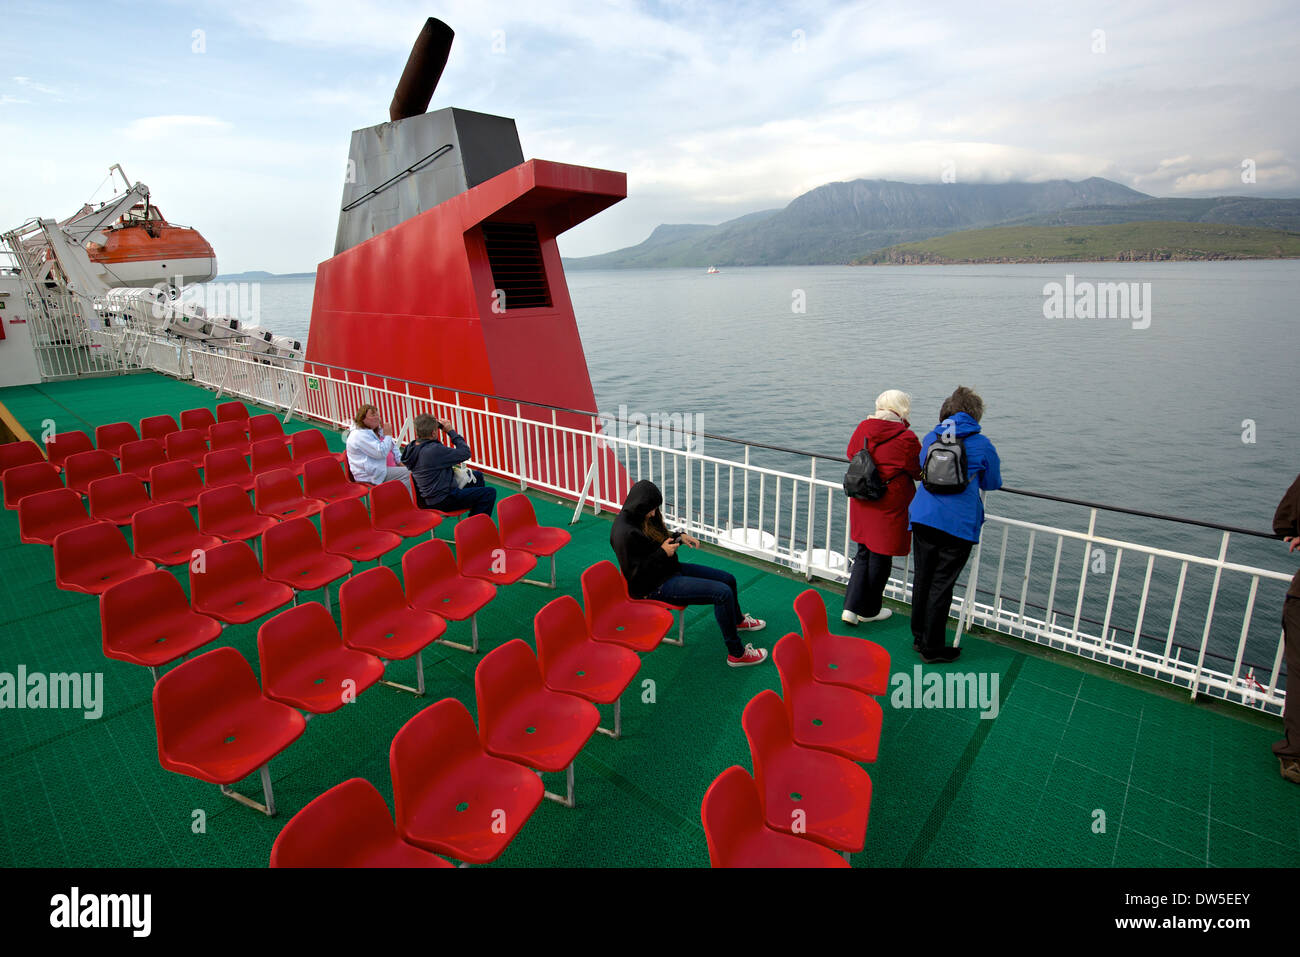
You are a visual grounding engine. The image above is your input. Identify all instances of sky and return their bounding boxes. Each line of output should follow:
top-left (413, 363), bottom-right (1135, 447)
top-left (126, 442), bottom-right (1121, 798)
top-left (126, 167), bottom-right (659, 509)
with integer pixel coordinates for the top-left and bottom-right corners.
top-left (1, 0), bottom-right (1297, 273)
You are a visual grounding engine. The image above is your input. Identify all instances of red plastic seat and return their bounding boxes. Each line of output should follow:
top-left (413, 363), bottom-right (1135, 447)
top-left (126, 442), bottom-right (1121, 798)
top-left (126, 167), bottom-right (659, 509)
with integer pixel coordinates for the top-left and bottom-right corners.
top-left (291, 428), bottom-right (345, 468)
top-left (270, 778), bottom-right (453, 868)
top-left (179, 407), bottom-right (217, 438)
top-left (701, 766), bottom-right (849, 869)
top-left (0, 440), bottom-right (45, 479)
top-left (139, 414), bottom-right (180, 443)
top-left (44, 430), bottom-right (93, 473)
top-left (475, 639), bottom-right (599, 807)
top-left (742, 689), bottom-right (872, 857)
top-left (254, 469), bottom-right (324, 521)
top-left (390, 698), bottom-right (544, 864)
top-left (118, 438), bottom-right (168, 483)
top-left (3, 462), bottom-right (62, 510)
top-left (216, 401), bottom-right (250, 425)
top-left (209, 419), bottom-right (251, 458)
top-left (63, 449), bottom-right (118, 496)
top-left (93, 422), bottom-right (139, 460)
top-left (202, 448), bottom-right (256, 493)
top-left (302, 457), bottom-right (369, 505)
top-left (258, 603), bottom-right (383, 714)
top-left (498, 493), bottom-right (571, 588)
top-left (165, 428), bottom-right (209, 468)
top-left (580, 560), bottom-right (673, 652)
top-left (132, 502), bottom-right (222, 566)
top-left (101, 570), bottom-right (222, 680)
top-left (773, 633), bottom-right (882, 764)
top-left (251, 437), bottom-right (302, 477)
top-left (340, 566), bottom-right (446, 695)
top-left (321, 498), bottom-right (400, 563)
top-left (453, 512), bottom-right (536, 585)
top-left (87, 473), bottom-right (153, 526)
top-left (152, 646), bottom-right (306, 816)
top-left (197, 485), bottom-right (278, 544)
top-left (189, 540), bottom-right (294, 625)
top-left (372, 480), bottom-right (441, 539)
top-left (249, 413), bottom-right (292, 447)
top-left (401, 539), bottom-right (495, 653)
top-left (534, 595), bottom-right (640, 739)
top-left (149, 460), bottom-right (205, 508)
top-left (262, 517), bottom-right (352, 610)
top-left (53, 521), bottom-right (154, 594)
top-left (794, 589), bottom-right (891, 695)
top-left (18, 488), bottom-right (95, 545)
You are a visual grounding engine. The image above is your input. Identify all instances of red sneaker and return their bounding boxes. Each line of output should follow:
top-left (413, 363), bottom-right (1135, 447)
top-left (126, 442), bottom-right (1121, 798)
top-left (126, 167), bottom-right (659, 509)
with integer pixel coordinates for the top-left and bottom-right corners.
top-left (737, 614), bottom-right (766, 632)
top-left (727, 643), bottom-right (769, 667)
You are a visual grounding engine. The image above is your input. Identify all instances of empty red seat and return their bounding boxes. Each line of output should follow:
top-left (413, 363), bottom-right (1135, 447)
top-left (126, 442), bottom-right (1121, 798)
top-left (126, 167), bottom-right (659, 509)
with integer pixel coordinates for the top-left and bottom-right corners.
top-left (149, 460), bottom-right (205, 508)
top-left (197, 485), bottom-right (278, 544)
top-left (534, 595), bottom-right (640, 739)
top-left (152, 646), bottom-right (306, 816)
top-left (44, 430), bottom-right (93, 473)
top-left (794, 589), bottom-right (891, 695)
top-left (270, 778), bottom-right (453, 868)
top-left (3, 462), bottom-right (61, 510)
top-left (216, 400), bottom-right (250, 425)
top-left (249, 413), bottom-right (292, 447)
top-left (372, 480), bottom-right (440, 539)
top-left (18, 488), bottom-right (95, 545)
top-left (63, 450), bottom-right (118, 496)
top-left (251, 437), bottom-right (301, 477)
top-left (202, 448), bottom-right (255, 493)
top-left (498, 493), bottom-right (571, 588)
top-left (302, 457), bottom-right (369, 505)
top-left (118, 438), bottom-right (168, 483)
top-left (165, 428), bottom-right (209, 468)
top-left (132, 502), bottom-right (222, 566)
top-left (189, 540), bottom-right (293, 625)
top-left (208, 419), bottom-right (251, 458)
top-left (291, 428), bottom-right (344, 468)
top-left (401, 538), bottom-right (495, 653)
top-left (258, 603), bottom-right (383, 714)
top-left (742, 689), bottom-right (872, 858)
top-left (254, 469), bottom-right (324, 521)
top-left (339, 566), bottom-right (446, 696)
top-left (390, 698), bottom-right (544, 864)
top-left (262, 518), bottom-right (352, 610)
top-left (93, 422), bottom-right (139, 460)
top-left (475, 639), bottom-right (599, 807)
top-left (701, 766), bottom-right (849, 869)
top-left (179, 407), bottom-right (217, 437)
top-left (87, 473), bottom-right (153, 526)
top-left (54, 521), bottom-right (154, 594)
top-left (580, 560), bottom-right (673, 653)
top-left (101, 570), bottom-right (221, 681)
top-left (321, 498), bottom-right (400, 564)
top-left (0, 440), bottom-right (45, 479)
top-left (773, 633), bottom-right (882, 763)
top-left (453, 512), bottom-right (535, 585)
top-left (139, 414), bottom-right (180, 443)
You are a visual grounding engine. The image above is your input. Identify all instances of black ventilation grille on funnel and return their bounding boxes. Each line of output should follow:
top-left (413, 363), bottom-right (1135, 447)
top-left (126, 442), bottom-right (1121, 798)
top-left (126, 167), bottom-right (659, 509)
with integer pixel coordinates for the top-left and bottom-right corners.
top-left (482, 222), bottom-right (552, 310)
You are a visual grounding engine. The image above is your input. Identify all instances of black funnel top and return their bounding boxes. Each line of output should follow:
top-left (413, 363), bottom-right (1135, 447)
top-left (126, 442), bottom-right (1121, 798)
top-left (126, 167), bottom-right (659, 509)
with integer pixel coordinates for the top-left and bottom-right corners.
top-left (390, 17), bottom-right (455, 121)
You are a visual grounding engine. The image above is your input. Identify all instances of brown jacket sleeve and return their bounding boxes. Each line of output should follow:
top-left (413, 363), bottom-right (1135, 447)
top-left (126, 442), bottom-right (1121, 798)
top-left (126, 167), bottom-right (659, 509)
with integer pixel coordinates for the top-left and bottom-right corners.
top-left (1275, 473), bottom-right (1300, 599)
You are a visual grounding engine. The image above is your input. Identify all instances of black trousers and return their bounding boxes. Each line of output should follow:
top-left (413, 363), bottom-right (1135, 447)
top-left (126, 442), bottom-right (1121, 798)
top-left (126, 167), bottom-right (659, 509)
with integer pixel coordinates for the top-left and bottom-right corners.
top-left (1273, 596), bottom-right (1300, 761)
top-left (844, 543), bottom-right (894, 618)
top-left (910, 522), bottom-right (974, 652)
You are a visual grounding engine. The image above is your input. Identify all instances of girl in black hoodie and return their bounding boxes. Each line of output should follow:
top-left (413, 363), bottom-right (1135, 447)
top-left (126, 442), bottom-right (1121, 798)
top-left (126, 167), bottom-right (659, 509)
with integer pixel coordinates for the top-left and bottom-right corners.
top-left (610, 480), bottom-right (768, 667)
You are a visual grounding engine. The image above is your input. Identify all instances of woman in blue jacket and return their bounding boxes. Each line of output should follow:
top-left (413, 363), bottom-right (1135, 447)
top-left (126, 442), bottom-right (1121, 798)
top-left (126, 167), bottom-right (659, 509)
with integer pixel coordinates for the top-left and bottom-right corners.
top-left (908, 386), bottom-right (1002, 663)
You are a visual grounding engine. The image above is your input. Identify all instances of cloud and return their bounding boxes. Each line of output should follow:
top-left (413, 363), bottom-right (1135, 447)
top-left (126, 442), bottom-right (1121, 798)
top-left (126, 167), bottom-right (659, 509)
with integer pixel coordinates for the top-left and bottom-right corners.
top-left (120, 115), bottom-right (234, 139)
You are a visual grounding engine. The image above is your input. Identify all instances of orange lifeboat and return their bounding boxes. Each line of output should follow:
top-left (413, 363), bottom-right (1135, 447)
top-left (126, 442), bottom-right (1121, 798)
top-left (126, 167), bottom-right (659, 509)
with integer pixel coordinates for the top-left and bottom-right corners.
top-left (86, 203), bottom-right (217, 286)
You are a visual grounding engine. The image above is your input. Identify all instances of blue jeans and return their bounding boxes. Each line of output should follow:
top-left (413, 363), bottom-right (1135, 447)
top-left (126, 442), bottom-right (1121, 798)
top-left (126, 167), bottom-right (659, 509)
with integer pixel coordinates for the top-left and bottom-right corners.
top-left (648, 562), bottom-right (744, 656)
top-left (427, 470), bottom-right (497, 518)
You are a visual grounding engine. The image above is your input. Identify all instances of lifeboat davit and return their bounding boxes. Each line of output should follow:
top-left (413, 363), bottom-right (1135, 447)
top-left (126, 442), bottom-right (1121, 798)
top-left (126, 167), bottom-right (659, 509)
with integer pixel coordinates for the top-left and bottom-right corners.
top-left (85, 203), bottom-right (217, 286)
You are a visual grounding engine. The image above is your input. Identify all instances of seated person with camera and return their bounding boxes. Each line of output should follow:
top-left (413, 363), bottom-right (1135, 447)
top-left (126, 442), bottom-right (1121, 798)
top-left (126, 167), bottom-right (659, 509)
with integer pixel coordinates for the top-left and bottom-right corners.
top-left (400, 413), bottom-right (497, 518)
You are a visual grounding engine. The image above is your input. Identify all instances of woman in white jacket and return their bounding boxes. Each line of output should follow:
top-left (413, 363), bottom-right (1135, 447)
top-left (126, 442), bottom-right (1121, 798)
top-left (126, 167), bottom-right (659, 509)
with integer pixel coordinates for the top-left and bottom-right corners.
top-left (345, 404), bottom-right (413, 493)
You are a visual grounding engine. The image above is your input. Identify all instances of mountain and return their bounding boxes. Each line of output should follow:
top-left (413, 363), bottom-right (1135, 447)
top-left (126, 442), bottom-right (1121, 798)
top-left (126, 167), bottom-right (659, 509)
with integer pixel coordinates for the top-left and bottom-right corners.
top-left (563, 177), bottom-right (1151, 268)
top-left (212, 270), bottom-right (317, 282)
top-left (1004, 196), bottom-right (1300, 233)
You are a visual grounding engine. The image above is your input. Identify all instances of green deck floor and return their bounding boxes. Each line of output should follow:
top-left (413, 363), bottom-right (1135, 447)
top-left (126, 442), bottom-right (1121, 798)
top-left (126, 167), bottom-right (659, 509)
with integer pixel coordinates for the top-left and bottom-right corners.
top-left (1, 372), bottom-right (1296, 868)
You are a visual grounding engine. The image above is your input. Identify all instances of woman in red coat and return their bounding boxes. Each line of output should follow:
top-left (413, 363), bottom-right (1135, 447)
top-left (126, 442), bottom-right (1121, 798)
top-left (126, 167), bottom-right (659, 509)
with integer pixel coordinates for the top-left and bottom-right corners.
top-left (842, 390), bottom-right (923, 625)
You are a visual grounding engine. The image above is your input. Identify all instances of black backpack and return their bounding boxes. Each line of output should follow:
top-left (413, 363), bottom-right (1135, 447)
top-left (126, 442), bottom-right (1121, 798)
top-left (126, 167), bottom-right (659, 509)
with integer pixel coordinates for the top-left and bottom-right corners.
top-left (843, 431), bottom-right (900, 501)
top-left (921, 431), bottom-right (968, 494)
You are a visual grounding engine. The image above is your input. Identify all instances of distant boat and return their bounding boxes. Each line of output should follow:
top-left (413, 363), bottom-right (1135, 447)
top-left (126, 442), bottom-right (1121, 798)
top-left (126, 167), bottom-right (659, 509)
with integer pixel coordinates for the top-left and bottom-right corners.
top-left (706, 265), bottom-right (719, 274)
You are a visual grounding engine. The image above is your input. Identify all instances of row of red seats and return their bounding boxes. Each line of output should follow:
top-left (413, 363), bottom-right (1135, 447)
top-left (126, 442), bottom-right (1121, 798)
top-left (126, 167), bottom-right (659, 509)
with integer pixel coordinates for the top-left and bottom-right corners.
top-left (701, 589), bottom-right (888, 868)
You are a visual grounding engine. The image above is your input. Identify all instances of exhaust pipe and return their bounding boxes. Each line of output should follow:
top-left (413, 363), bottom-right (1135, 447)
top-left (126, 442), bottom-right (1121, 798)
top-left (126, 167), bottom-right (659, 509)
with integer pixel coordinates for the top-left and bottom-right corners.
top-left (389, 17), bottom-right (455, 121)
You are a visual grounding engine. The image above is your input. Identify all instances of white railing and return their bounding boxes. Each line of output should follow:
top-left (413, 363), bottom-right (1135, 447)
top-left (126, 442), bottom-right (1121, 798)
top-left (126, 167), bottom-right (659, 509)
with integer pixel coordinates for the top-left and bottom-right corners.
top-left (49, 324), bottom-right (1296, 717)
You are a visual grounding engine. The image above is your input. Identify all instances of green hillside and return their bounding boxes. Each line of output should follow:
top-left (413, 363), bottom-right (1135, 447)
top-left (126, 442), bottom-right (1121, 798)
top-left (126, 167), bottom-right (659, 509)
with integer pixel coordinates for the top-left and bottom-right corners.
top-left (854, 221), bottom-right (1300, 264)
